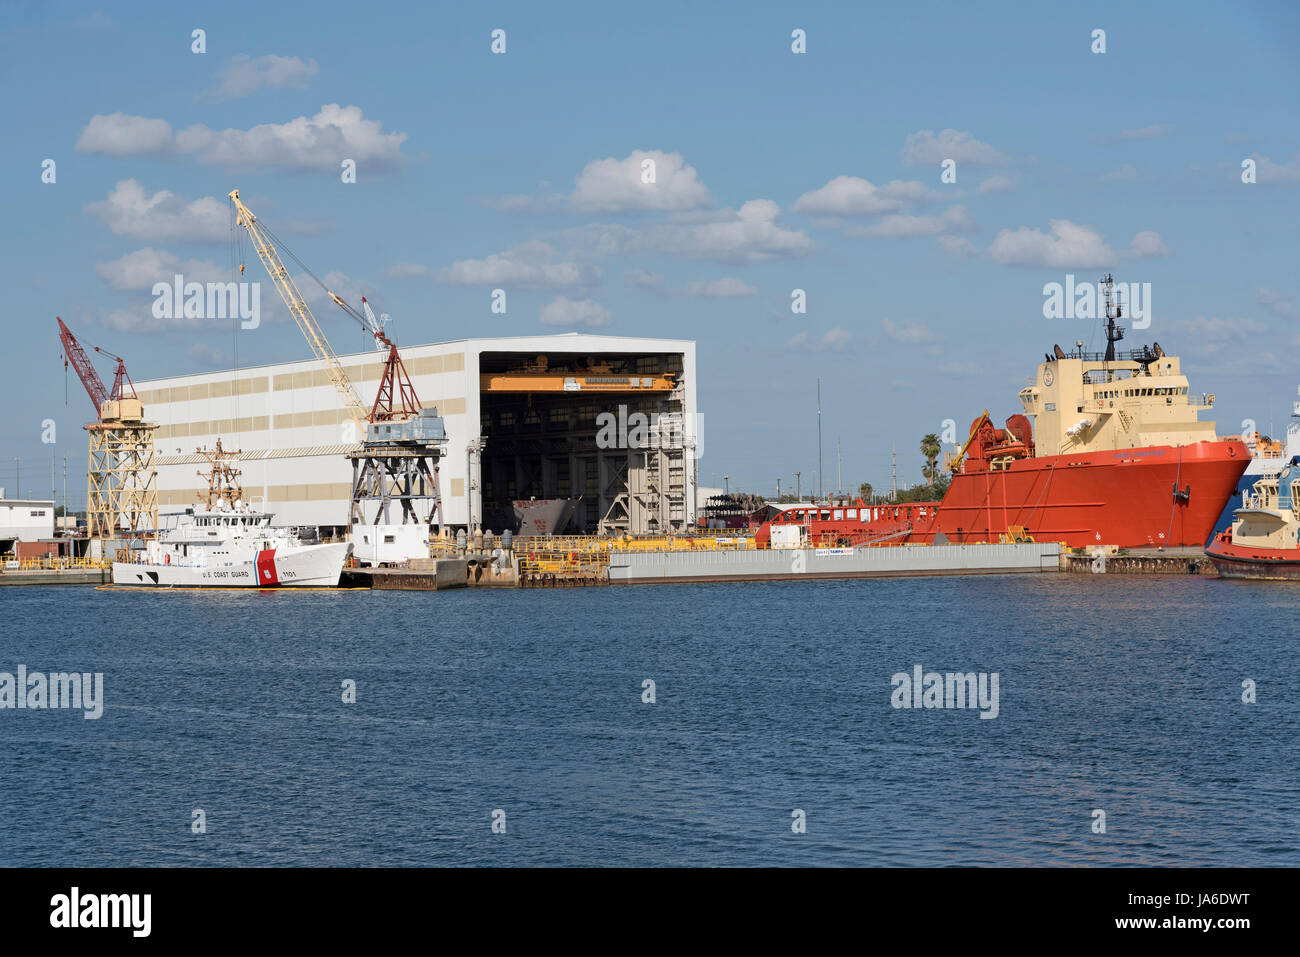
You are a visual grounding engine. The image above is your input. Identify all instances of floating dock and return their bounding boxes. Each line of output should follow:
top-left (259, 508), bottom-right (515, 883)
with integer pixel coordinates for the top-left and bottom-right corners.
top-left (608, 542), bottom-right (1061, 585)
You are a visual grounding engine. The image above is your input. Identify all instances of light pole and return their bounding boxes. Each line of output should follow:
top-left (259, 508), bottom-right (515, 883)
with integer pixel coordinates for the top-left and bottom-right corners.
top-left (723, 475), bottom-right (729, 497)
top-left (795, 471), bottom-right (801, 502)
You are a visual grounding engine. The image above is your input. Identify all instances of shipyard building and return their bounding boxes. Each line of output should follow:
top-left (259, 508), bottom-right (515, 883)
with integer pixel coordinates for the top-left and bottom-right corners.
top-left (133, 333), bottom-right (698, 536)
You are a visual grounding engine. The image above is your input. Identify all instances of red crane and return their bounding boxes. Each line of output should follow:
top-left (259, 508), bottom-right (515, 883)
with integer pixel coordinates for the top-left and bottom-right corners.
top-left (56, 317), bottom-right (138, 419)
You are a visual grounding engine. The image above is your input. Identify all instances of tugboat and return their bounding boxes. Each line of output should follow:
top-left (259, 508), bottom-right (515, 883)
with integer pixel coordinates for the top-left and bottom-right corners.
top-left (912, 275), bottom-right (1248, 548)
top-left (1206, 457), bottom-right (1300, 580)
top-left (111, 439), bottom-right (350, 587)
top-left (1208, 385), bottom-right (1300, 541)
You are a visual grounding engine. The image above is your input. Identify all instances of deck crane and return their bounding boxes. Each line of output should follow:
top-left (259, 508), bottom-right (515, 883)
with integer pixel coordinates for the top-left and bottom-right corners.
top-left (54, 317), bottom-right (157, 544)
top-left (57, 317), bottom-right (139, 418)
top-left (227, 189), bottom-right (445, 545)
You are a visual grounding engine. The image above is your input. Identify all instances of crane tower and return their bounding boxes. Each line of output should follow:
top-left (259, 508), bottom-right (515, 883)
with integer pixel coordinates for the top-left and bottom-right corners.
top-left (56, 318), bottom-right (157, 548)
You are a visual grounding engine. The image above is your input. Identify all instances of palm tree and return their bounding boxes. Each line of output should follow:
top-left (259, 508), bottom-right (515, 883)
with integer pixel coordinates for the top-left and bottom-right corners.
top-left (858, 482), bottom-right (873, 504)
top-left (920, 433), bottom-right (942, 486)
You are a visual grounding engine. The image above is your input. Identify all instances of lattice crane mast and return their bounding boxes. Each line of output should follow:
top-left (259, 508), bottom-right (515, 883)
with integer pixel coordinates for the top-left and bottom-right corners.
top-left (228, 189), bottom-right (368, 431)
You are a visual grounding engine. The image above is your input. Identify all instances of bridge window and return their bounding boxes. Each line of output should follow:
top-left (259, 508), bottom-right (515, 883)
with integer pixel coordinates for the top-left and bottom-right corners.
top-left (847, 509), bottom-right (857, 519)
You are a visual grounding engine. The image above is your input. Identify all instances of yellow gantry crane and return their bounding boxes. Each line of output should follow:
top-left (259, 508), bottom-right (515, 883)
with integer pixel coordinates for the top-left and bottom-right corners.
top-left (228, 188), bottom-right (368, 432)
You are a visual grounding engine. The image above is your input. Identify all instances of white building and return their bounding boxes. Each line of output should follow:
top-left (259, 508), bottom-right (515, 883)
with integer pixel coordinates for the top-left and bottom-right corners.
top-left (0, 496), bottom-right (55, 551)
top-left (134, 333), bottom-right (698, 535)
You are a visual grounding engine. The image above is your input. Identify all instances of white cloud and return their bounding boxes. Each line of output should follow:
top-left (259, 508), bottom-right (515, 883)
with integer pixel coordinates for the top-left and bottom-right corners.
top-left (649, 199), bottom-right (812, 263)
top-left (436, 241), bottom-right (601, 288)
top-left (903, 129), bottom-right (1008, 167)
top-left (684, 277), bottom-right (757, 297)
top-left (937, 235), bottom-right (978, 257)
top-left (1258, 287), bottom-right (1296, 319)
top-left (793, 176), bottom-right (934, 216)
top-left (977, 174), bottom-right (1015, 194)
top-left (85, 179), bottom-right (228, 242)
top-left (880, 317), bottom-right (939, 346)
top-left (539, 296), bottom-right (611, 327)
top-left (939, 361), bottom-right (982, 376)
top-left (1128, 230), bottom-right (1169, 258)
top-left (986, 220), bottom-right (1118, 268)
top-left (75, 113), bottom-right (172, 156)
top-left (208, 54), bottom-right (319, 99)
top-left (76, 104), bottom-right (407, 170)
top-left (95, 248), bottom-right (226, 291)
top-left (784, 327), bottom-right (853, 354)
top-left (571, 150), bottom-right (711, 213)
top-left (1249, 152), bottom-right (1300, 184)
top-left (943, 220), bottom-right (1166, 265)
top-left (846, 205), bottom-right (973, 238)
top-left (623, 268), bottom-right (666, 291)
top-left (385, 262), bottom-right (429, 279)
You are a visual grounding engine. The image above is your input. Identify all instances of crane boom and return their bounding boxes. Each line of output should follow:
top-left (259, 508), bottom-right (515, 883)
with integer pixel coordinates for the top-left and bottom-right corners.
top-left (57, 317), bottom-right (110, 416)
top-left (228, 189), bottom-right (367, 429)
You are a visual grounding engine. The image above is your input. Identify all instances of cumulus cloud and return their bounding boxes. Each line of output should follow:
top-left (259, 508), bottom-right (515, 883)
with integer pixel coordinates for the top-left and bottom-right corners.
top-left (95, 247), bottom-right (227, 291)
top-left (1128, 230), bottom-right (1169, 258)
top-left (539, 296), bottom-right (611, 327)
top-left (846, 205), bottom-right (973, 238)
top-left (571, 150), bottom-right (711, 213)
top-left (436, 241), bottom-right (600, 288)
top-left (85, 179), bottom-right (228, 242)
top-left (793, 176), bottom-right (935, 216)
top-left (977, 174), bottom-right (1015, 194)
top-left (649, 199), bottom-right (812, 263)
top-left (385, 262), bottom-right (429, 279)
top-left (76, 104), bottom-right (407, 170)
top-left (942, 220), bottom-right (1167, 266)
top-left (903, 129), bottom-right (1008, 167)
top-left (784, 327), bottom-right (853, 354)
top-left (207, 54), bottom-right (319, 100)
top-left (684, 277), bottom-right (757, 297)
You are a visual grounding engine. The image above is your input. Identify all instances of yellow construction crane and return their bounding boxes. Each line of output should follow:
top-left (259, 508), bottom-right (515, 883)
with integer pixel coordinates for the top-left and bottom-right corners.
top-left (228, 188), bottom-right (368, 430)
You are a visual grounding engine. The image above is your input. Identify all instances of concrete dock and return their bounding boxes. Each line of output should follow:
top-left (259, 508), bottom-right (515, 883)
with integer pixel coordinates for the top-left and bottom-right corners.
top-left (608, 542), bottom-right (1062, 585)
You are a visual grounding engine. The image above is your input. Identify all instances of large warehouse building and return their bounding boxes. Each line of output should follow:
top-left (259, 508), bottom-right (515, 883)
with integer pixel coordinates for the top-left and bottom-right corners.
top-left (133, 333), bottom-right (698, 536)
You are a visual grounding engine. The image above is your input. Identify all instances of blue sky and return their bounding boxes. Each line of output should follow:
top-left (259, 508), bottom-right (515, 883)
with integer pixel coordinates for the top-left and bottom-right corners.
top-left (3, 0), bottom-right (1298, 500)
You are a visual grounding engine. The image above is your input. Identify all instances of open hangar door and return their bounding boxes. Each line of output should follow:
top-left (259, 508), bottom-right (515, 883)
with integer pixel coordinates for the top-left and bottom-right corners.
top-left (475, 350), bottom-right (689, 535)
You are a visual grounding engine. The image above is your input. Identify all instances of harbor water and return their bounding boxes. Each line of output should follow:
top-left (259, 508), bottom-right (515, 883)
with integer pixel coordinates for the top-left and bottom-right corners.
top-left (1, 576), bottom-right (1295, 866)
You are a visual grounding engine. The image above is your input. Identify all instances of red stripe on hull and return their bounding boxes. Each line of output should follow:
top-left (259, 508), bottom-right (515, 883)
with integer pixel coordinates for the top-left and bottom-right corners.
top-left (255, 549), bottom-right (280, 586)
top-left (912, 441), bottom-right (1247, 548)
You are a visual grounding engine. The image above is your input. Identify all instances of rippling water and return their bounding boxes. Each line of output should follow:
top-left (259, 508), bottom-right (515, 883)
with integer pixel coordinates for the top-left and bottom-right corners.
top-left (1, 575), bottom-right (1296, 866)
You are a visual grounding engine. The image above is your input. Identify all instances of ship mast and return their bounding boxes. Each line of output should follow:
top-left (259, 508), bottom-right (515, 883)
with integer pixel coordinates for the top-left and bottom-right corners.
top-left (1101, 273), bottom-right (1125, 363)
top-left (197, 438), bottom-right (244, 510)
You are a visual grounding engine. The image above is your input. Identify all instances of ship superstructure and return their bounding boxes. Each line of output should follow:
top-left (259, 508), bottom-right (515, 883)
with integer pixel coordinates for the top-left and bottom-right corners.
top-left (913, 276), bottom-right (1247, 548)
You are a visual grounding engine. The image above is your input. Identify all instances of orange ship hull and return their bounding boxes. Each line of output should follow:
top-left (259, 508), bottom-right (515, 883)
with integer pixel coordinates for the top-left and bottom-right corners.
top-left (912, 440), bottom-right (1248, 548)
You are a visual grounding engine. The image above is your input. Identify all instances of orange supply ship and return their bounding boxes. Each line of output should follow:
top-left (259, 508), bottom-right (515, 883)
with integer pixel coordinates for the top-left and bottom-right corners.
top-left (912, 276), bottom-right (1247, 549)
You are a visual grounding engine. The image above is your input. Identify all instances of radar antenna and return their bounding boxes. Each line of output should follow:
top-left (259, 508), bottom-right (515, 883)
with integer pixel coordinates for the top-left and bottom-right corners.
top-left (1101, 273), bottom-right (1126, 362)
